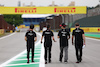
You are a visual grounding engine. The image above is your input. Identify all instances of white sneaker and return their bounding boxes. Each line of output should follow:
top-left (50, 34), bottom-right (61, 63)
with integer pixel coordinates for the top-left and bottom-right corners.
top-left (64, 61), bottom-right (68, 64)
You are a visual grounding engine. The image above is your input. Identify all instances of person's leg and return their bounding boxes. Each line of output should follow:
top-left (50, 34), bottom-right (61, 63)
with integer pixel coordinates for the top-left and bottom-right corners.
top-left (64, 46), bottom-right (68, 62)
top-left (27, 50), bottom-right (30, 59)
top-left (79, 46), bottom-right (83, 62)
top-left (32, 47), bottom-right (34, 62)
top-left (48, 45), bottom-right (52, 62)
top-left (59, 47), bottom-right (63, 62)
top-left (44, 46), bottom-right (47, 62)
top-left (27, 48), bottom-right (30, 63)
top-left (75, 46), bottom-right (79, 62)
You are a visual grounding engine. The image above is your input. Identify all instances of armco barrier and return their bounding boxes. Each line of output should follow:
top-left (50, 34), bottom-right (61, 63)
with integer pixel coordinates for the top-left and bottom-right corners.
top-left (71, 27), bottom-right (100, 32)
top-left (0, 29), bottom-right (4, 34)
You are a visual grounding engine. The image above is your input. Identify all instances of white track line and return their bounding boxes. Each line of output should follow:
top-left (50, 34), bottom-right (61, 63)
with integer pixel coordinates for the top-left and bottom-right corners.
top-left (20, 54), bottom-right (41, 57)
top-left (0, 32), bottom-right (16, 40)
top-left (39, 33), bottom-right (45, 67)
top-left (0, 50), bottom-right (26, 67)
top-left (13, 58), bottom-right (40, 61)
top-left (71, 35), bottom-right (100, 41)
top-left (0, 32), bottom-right (42, 67)
top-left (86, 37), bottom-right (100, 41)
top-left (4, 62), bottom-right (40, 66)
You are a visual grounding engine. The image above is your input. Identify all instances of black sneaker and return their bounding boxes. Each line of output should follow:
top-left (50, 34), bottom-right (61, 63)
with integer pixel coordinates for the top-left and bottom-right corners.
top-left (49, 60), bottom-right (51, 63)
top-left (27, 59), bottom-right (29, 64)
top-left (32, 60), bottom-right (35, 62)
top-left (45, 61), bottom-right (47, 64)
top-left (27, 61), bottom-right (29, 63)
top-left (79, 59), bottom-right (82, 62)
top-left (59, 59), bottom-right (62, 62)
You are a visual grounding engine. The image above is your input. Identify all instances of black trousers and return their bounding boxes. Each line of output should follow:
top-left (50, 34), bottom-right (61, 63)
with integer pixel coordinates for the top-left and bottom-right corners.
top-left (27, 44), bottom-right (34, 61)
top-left (27, 48), bottom-right (34, 61)
top-left (44, 43), bottom-right (52, 61)
top-left (75, 45), bottom-right (83, 61)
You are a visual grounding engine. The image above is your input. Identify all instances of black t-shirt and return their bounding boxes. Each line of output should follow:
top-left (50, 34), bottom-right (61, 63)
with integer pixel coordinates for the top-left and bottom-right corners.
top-left (42, 30), bottom-right (54, 44)
top-left (25, 30), bottom-right (37, 44)
top-left (58, 29), bottom-right (70, 47)
top-left (72, 28), bottom-right (84, 44)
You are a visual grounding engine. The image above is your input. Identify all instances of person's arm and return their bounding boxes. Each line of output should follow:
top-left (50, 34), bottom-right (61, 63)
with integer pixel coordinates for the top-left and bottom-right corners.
top-left (82, 30), bottom-right (86, 45)
top-left (57, 36), bottom-right (60, 38)
top-left (34, 32), bottom-right (37, 42)
top-left (82, 34), bottom-right (86, 45)
top-left (52, 36), bottom-right (56, 42)
top-left (68, 36), bottom-right (70, 40)
top-left (25, 36), bottom-right (27, 41)
top-left (68, 32), bottom-right (70, 40)
top-left (51, 31), bottom-right (56, 42)
top-left (72, 30), bottom-right (75, 45)
top-left (41, 31), bottom-right (45, 43)
top-left (34, 37), bottom-right (37, 42)
top-left (72, 35), bottom-right (74, 45)
top-left (41, 36), bottom-right (43, 43)
top-left (57, 31), bottom-right (60, 38)
top-left (25, 32), bottom-right (27, 41)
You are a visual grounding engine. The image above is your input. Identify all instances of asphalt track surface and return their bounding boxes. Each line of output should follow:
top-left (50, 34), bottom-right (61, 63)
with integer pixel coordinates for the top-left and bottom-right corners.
top-left (46, 32), bottom-right (100, 67)
top-left (0, 32), bottom-right (100, 67)
top-left (0, 32), bottom-right (41, 65)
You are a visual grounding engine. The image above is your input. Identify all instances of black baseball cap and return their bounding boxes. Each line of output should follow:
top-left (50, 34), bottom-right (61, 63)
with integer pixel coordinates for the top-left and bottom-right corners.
top-left (60, 23), bottom-right (66, 27)
top-left (30, 24), bottom-right (34, 29)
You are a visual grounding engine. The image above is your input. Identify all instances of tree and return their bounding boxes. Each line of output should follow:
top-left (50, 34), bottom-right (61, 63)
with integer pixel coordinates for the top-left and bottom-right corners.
top-left (3, 14), bottom-right (23, 27)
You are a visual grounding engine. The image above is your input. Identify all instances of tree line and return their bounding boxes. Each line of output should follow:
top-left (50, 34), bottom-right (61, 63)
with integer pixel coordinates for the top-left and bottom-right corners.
top-left (3, 14), bottom-right (23, 27)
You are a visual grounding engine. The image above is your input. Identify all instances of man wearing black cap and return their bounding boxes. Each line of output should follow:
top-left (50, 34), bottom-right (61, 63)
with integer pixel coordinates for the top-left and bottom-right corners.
top-left (25, 24), bottom-right (37, 63)
top-left (41, 25), bottom-right (56, 64)
top-left (58, 23), bottom-right (70, 63)
top-left (72, 23), bottom-right (86, 63)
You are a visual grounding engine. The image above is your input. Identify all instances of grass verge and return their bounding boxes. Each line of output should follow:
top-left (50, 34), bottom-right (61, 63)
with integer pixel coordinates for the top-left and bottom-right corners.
top-left (0, 33), bottom-right (10, 38)
top-left (86, 36), bottom-right (100, 40)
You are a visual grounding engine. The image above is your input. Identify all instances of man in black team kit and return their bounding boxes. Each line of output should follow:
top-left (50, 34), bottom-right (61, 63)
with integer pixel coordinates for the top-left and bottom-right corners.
top-left (25, 24), bottom-right (37, 63)
top-left (41, 25), bottom-right (56, 64)
top-left (58, 23), bottom-right (70, 63)
top-left (72, 23), bottom-right (86, 63)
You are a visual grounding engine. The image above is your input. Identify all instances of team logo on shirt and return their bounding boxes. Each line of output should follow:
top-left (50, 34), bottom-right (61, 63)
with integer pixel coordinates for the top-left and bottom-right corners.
top-left (75, 30), bottom-right (81, 32)
top-left (45, 32), bottom-right (50, 34)
top-left (28, 33), bottom-right (33, 36)
top-left (61, 31), bottom-right (67, 34)
top-left (61, 31), bottom-right (67, 36)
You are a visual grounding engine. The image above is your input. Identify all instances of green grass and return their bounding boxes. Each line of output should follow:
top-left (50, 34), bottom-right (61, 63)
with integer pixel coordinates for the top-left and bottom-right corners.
top-left (0, 34), bottom-right (6, 37)
top-left (86, 36), bottom-right (100, 40)
top-left (85, 33), bottom-right (100, 40)
top-left (0, 33), bottom-right (10, 37)
top-left (85, 34), bottom-right (100, 38)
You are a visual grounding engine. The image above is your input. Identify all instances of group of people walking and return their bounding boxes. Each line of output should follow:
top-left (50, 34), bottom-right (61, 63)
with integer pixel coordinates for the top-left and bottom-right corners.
top-left (25, 23), bottom-right (86, 64)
